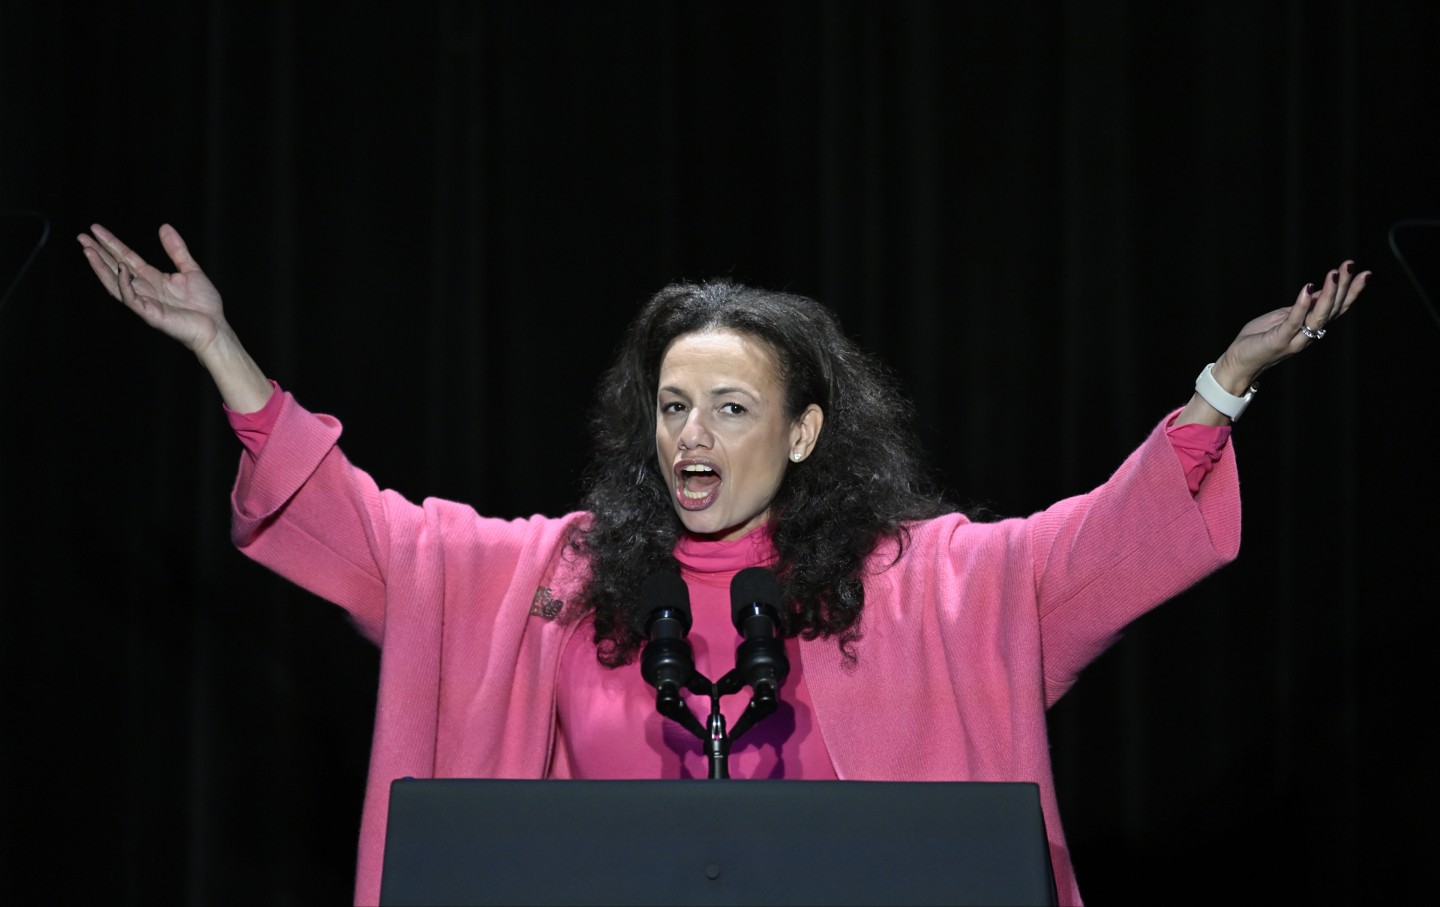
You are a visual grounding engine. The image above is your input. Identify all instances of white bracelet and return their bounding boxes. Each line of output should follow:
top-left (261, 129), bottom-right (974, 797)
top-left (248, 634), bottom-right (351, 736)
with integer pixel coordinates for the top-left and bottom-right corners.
top-left (1194, 363), bottom-right (1258, 421)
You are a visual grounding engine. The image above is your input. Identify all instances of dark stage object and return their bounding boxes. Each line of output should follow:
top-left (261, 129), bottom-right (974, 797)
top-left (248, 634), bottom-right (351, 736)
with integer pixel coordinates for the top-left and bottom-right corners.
top-left (1389, 218), bottom-right (1440, 333)
top-left (378, 778), bottom-right (1057, 906)
top-left (0, 211), bottom-right (50, 316)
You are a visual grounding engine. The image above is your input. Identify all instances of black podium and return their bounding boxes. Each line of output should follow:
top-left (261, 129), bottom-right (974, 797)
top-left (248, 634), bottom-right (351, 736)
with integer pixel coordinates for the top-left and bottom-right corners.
top-left (379, 778), bottom-right (1057, 906)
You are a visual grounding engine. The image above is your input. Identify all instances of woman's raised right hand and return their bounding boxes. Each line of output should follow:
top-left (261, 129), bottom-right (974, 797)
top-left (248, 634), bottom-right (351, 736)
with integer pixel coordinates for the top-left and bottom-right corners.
top-left (78, 223), bottom-right (226, 355)
top-left (79, 223), bottom-right (273, 413)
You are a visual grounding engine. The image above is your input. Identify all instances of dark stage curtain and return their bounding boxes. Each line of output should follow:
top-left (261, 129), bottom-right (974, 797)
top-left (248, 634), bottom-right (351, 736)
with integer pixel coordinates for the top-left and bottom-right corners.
top-left (2, 2), bottom-right (1436, 903)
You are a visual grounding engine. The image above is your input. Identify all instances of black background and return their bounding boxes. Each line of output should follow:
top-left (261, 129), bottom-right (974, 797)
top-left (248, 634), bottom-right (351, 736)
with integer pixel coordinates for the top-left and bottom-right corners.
top-left (2, 2), bottom-right (1437, 904)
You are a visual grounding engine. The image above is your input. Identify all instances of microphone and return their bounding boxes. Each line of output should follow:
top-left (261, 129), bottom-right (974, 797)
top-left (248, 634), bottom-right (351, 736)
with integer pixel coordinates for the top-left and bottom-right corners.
top-left (729, 567), bottom-right (790, 699)
top-left (639, 570), bottom-right (696, 698)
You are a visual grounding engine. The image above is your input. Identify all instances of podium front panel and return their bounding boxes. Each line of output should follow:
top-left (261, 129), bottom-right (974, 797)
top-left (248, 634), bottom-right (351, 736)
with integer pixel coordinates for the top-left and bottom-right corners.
top-left (380, 778), bottom-right (1056, 906)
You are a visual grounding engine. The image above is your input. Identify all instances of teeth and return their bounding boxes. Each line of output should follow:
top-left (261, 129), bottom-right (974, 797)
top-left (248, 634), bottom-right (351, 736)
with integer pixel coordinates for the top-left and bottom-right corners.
top-left (678, 463), bottom-right (717, 501)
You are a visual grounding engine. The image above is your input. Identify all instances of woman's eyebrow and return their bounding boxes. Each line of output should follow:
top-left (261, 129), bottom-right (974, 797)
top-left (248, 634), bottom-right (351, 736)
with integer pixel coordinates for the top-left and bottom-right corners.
top-left (708, 385), bottom-right (759, 400)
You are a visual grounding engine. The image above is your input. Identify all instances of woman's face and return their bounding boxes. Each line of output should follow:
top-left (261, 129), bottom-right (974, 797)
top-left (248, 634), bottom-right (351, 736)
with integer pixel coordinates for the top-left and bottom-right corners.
top-left (655, 329), bottom-right (822, 540)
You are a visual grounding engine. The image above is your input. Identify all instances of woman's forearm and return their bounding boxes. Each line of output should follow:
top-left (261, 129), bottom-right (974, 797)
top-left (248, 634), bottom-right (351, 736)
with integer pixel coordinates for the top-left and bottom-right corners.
top-left (195, 325), bottom-right (274, 414)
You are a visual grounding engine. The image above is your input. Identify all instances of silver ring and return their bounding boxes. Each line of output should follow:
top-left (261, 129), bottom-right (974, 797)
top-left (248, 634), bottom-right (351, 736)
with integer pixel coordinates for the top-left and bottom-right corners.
top-left (1300, 323), bottom-right (1326, 340)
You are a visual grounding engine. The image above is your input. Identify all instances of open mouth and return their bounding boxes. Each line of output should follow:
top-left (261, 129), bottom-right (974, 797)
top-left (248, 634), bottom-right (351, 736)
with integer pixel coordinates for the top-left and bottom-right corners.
top-left (675, 461), bottom-right (722, 510)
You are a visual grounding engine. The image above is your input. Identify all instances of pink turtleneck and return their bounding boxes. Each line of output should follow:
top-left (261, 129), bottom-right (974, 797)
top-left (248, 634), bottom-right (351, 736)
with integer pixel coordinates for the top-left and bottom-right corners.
top-left (552, 527), bottom-right (838, 780)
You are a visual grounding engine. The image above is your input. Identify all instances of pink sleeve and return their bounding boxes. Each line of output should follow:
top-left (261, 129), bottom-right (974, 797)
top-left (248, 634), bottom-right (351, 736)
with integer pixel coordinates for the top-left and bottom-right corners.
top-left (229, 388), bottom-right (391, 641)
top-left (1166, 419), bottom-right (1232, 494)
top-left (223, 380), bottom-right (283, 457)
top-left (1032, 410), bottom-right (1242, 705)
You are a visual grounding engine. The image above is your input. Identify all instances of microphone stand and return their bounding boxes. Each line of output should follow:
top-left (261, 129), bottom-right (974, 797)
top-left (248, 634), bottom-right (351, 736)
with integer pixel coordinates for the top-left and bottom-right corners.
top-left (653, 667), bottom-right (779, 779)
top-left (641, 567), bottom-right (787, 779)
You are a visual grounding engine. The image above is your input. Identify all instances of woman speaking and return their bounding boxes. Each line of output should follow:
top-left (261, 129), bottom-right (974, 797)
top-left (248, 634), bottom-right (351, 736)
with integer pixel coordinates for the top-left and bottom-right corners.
top-left (79, 222), bottom-right (1365, 906)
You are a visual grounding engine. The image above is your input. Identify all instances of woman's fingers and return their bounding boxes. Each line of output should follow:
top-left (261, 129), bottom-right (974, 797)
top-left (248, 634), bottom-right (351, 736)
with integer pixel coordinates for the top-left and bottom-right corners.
top-left (78, 233), bottom-right (117, 270)
top-left (89, 224), bottom-right (140, 270)
top-left (1292, 261), bottom-right (1369, 349)
top-left (1276, 260), bottom-right (1369, 357)
top-left (1278, 259), bottom-right (1365, 355)
top-left (157, 223), bottom-right (201, 273)
top-left (81, 224), bottom-right (205, 311)
top-left (1337, 264), bottom-right (1368, 316)
top-left (116, 262), bottom-right (150, 318)
top-left (1308, 261), bottom-right (1368, 328)
top-left (1281, 290), bottom-right (1318, 354)
top-left (80, 223), bottom-right (227, 354)
top-left (89, 223), bottom-right (166, 285)
top-left (1318, 265), bottom-right (1346, 324)
top-left (78, 239), bottom-right (123, 300)
top-left (1292, 285), bottom-right (1317, 319)
top-left (1211, 259), bottom-right (1368, 396)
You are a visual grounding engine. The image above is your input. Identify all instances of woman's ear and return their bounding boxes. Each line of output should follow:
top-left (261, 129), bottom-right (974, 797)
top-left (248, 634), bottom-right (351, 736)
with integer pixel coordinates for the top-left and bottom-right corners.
top-left (789, 404), bottom-right (824, 462)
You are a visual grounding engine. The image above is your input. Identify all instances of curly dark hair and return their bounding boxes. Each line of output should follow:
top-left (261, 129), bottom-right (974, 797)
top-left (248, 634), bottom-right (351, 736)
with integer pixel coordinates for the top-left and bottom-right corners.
top-left (569, 279), bottom-right (953, 666)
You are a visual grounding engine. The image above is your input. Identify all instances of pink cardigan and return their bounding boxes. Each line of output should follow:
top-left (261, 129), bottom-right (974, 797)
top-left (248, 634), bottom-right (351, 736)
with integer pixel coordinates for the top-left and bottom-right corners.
top-left (230, 390), bottom-right (1240, 906)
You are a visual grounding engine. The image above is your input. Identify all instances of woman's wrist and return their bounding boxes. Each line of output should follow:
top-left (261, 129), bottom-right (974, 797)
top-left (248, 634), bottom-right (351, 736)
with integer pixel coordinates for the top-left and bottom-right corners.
top-left (1175, 391), bottom-right (1232, 427)
top-left (196, 325), bottom-right (273, 414)
top-left (1209, 352), bottom-right (1259, 397)
top-left (1176, 354), bottom-right (1260, 427)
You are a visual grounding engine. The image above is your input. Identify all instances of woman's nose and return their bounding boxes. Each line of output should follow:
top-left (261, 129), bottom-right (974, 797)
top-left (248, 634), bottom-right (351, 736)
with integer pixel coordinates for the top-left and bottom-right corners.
top-left (678, 410), bottom-right (712, 450)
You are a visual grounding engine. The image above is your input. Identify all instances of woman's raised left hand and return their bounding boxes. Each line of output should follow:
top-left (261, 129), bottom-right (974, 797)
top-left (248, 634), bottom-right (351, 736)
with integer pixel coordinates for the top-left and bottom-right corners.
top-left (1178, 260), bottom-right (1368, 425)
top-left (1210, 260), bottom-right (1368, 393)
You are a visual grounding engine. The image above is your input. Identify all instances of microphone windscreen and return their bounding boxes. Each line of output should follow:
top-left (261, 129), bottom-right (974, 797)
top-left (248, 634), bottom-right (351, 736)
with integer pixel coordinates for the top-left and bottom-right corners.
top-left (730, 566), bottom-right (782, 627)
top-left (641, 570), bottom-right (693, 632)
